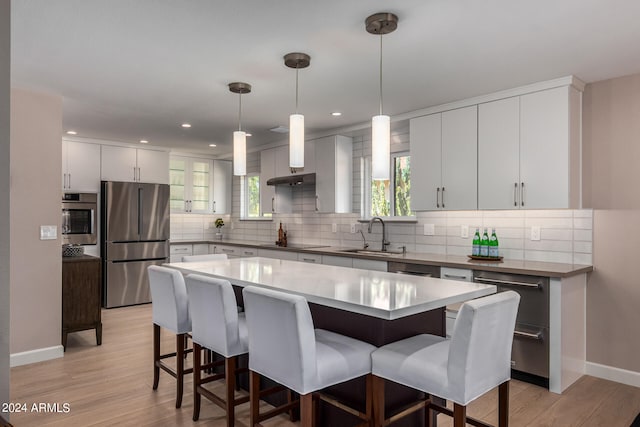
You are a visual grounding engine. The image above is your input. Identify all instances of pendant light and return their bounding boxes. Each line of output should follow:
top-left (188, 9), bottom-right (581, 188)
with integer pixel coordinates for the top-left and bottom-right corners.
top-left (229, 82), bottom-right (251, 176)
top-left (366, 12), bottom-right (398, 181)
top-left (284, 52), bottom-right (311, 170)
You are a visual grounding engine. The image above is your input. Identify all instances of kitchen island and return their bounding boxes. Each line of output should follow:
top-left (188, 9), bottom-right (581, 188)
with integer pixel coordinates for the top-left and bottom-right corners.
top-left (166, 257), bottom-right (496, 426)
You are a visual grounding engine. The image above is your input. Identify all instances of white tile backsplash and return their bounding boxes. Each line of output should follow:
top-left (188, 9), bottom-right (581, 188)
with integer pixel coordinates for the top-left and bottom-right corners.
top-left (172, 201), bottom-right (592, 266)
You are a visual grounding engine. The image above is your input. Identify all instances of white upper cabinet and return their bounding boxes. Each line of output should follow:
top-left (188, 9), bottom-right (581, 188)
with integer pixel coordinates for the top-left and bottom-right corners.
top-left (260, 146), bottom-right (292, 215)
top-left (519, 86), bottom-right (580, 209)
top-left (136, 148), bottom-right (169, 184)
top-left (101, 145), bottom-right (169, 184)
top-left (478, 97), bottom-right (521, 209)
top-left (62, 140), bottom-right (101, 192)
top-left (478, 86), bottom-right (581, 209)
top-left (212, 159), bottom-right (232, 214)
top-left (170, 156), bottom-right (231, 214)
top-left (410, 106), bottom-right (477, 211)
top-left (314, 135), bottom-right (353, 213)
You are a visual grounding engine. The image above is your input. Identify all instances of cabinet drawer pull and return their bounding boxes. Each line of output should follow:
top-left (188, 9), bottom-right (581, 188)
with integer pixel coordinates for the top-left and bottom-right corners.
top-left (243, 251), bottom-right (254, 255)
top-left (474, 277), bottom-right (541, 289)
top-left (441, 187), bottom-right (445, 209)
top-left (271, 197), bottom-right (275, 213)
top-left (443, 274), bottom-right (468, 280)
top-left (514, 182), bottom-right (518, 207)
top-left (436, 187), bottom-right (440, 208)
top-left (520, 182), bottom-right (525, 207)
top-left (302, 258), bottom-right (317, 262)
top-left (222, 249), bottom-right (234, 253)
top-left (514, 330), bottom-right (542, 340)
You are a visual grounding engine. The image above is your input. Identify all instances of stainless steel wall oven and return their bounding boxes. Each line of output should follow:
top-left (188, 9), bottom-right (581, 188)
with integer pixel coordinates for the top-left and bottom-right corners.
top-left (62, 192), bottom-right (97, 245)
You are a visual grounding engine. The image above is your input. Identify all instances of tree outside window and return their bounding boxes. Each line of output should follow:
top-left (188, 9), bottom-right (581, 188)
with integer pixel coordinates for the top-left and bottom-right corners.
top-left (370, 154), bottom-right (412, 217)
top-left (246, 174), bottom-right (260, 218)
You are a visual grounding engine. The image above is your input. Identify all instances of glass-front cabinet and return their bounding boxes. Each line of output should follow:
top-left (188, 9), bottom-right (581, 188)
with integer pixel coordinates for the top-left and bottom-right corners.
top-left (170, 156), bottom-right (231, 214)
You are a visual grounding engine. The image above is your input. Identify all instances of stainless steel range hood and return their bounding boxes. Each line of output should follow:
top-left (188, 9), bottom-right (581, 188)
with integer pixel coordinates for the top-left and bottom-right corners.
top-left (266, 173), bottom-right (316, 186)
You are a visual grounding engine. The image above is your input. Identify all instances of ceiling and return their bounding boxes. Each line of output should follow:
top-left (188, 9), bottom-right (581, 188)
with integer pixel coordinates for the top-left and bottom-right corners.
top-left (11, 0), bottom-right (640, 156)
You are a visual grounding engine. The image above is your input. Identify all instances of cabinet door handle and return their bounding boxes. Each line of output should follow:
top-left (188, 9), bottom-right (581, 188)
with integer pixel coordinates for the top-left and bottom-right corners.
top-left (271, 197), bottom-right (275, 213)
top-left (68, 173), bottom-right (71, 189)
top-left (133, 166), bottom-right (137, 181)
top-left (315, 195), bottom-right (319, 212)
top-left (473, 276), bottom-right (542, 289)
top-left (138, 167), bottom-right (141, 182)
top-left (212, 201), bottom-right (216, 213)
top-left (441, 187), bottom-right (445, 209)
top-left (514, 330), bottom-right (543, 340)
top-left (302, 258), bottom-right (317, 263)
top-left (436, 187), bottom-right (440, 208)
top-left (63, 173), bottom-right (67, 189)
top-left (514, 182), bottom-right (518, 207)
top-left (243, 251), bottom-right (254, 255)
top-left (520, 182), bottom-right (525, 207)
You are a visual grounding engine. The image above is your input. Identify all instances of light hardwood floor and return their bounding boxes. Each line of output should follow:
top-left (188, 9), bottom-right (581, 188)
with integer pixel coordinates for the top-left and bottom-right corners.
top-left (9, 304), bottom-right (640, 426)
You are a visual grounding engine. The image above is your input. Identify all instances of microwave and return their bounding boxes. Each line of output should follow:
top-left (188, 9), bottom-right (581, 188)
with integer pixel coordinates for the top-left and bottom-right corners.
top-left (62, 192), bottom-right (97, 245)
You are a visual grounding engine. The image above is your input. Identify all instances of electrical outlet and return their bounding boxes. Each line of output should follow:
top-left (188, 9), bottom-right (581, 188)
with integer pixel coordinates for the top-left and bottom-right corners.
top-left (332, 223), bottom-right (338, 233)
top-left (424, 224), bottom-right (435, 236)
top-left (461, 225), bottom-right (469, 238)
top-left (531, 226), bottom-right (541, 241)
top-left (350, 224), bottom-right (356, 233)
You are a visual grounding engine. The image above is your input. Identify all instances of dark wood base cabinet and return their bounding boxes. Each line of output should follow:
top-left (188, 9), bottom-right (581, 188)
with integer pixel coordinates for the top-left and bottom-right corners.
top-left (62, 255), bottom-right (102, 350)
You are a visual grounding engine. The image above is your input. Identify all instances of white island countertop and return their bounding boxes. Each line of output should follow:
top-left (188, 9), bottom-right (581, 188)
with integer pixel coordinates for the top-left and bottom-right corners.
top-left (165, 257), bottom-right (496, 320)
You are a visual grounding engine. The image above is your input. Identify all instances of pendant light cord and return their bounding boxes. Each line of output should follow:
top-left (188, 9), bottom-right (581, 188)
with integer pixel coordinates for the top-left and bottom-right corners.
top-left (295, 66), bottom-right (300, 114)
top-left (238, 93), bottom-right (242, 131)
top-left (379, 33), bottom-right (383, 116)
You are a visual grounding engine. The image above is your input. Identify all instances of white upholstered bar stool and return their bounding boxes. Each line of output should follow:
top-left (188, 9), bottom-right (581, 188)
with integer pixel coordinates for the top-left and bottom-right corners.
top-left (242, 285), bottom-right (377, 427)
top-left (148, 265), bottom-right (193, 409)
top-left (371, 291), bottom-right (520, 427)
top-left (185, 274), bottom-right (249, 426)
top-left (181, 253), bottom-right (228, 262)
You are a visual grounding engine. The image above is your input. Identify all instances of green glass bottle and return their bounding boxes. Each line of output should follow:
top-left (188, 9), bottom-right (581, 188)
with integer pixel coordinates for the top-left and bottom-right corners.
top-left (472, 228), bottom-right (481, 256)
top-left (489, 228), bottom-right (499, 258)
top-left (480, 228), bottom-right (490, 257)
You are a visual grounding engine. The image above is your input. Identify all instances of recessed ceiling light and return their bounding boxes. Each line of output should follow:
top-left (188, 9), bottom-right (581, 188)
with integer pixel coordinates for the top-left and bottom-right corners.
top-left (140, 139), bottom-right (149, 144)
top-left (66, 130), bottom-right (77, 135)
top-left (209, 144), bottom-right (217, 147)
top-left (181, 123), bottom-right (191, 128)
top-left (331, 112), bottom-right (342, 117)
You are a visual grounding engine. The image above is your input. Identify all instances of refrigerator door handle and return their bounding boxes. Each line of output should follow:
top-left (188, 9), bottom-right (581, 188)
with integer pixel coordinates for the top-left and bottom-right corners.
top-left (138, 187), bottom-right (143, 237)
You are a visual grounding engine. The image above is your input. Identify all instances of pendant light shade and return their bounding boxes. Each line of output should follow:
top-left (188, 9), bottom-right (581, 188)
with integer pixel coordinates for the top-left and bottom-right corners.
top-left (372, 114), bottom-right (390, 180)
top-left (233, 130), bottom-right (246, 176)
top-left (366, 12), bottom-right (398, 181)
top-left (284, 52), bottom-right (311, 170)
top-left (229, 82), bottom-right (251, 176)
top-left (289, 113), bottom-right (304, 167)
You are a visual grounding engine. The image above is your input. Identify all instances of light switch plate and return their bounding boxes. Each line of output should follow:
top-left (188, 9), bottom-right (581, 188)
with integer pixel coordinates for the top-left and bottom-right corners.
top-left (332, 223), bottom-right (337, 233)
top-left (531, 226), bottom-right (541, 241)
top-left (40, 225), bottom-right (57, 240)
top-left (461, 225), bottom-right (469, 238)
top-left (424, 224), bottom-right (435, 236)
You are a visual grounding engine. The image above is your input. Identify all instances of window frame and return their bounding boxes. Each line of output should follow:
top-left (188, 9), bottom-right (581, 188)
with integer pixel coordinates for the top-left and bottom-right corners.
top-left (363, 151), bottom-right (414, 220)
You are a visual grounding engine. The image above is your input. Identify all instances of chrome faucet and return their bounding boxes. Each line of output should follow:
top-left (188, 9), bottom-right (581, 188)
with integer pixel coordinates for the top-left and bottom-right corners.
top-left (359, 230), bottom-right (369, 249)
top-left (368, 216), bottom-right (390, 251)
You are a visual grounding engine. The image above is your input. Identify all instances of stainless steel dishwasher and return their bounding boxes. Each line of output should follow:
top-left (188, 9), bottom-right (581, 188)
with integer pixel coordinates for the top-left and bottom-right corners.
top-left (387, 261), bottom-right (440, 277)
top-left (473, 270), bottom-right (550, 388)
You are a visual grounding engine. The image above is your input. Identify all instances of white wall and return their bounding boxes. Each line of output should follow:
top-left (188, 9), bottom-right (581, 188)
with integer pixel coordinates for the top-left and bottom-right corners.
top-left (0, 0), bottom-right (11, 417)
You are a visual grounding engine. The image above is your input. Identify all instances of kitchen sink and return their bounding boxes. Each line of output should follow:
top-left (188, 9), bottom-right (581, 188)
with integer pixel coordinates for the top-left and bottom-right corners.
top-left (338, 248), bottom-right (405, 257)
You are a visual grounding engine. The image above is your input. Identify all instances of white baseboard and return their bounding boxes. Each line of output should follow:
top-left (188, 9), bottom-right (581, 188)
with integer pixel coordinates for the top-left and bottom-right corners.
top-left (586, 361), bottom-right (640, 388)
top-left (10, 345), bottom-right (64, 367)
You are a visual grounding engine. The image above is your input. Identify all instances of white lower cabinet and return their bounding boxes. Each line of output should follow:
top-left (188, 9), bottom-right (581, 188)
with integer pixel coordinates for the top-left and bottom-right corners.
top-left (193, 243), bottom-right (209, 255)
top-left (170, 244), bottom-right (192, 263)
top-left (322, 255), bottom-right (353, 268)
top-left (441, 267), bottom-right (473, 338)
top-left (257, 249), bottom-right (298, 261)
top-left (352, 258), bottom-right (387, 272)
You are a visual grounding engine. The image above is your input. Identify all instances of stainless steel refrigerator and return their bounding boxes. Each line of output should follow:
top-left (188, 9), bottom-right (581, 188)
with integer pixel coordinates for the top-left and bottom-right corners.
top-left (101, 181), bottom-right (169, 308)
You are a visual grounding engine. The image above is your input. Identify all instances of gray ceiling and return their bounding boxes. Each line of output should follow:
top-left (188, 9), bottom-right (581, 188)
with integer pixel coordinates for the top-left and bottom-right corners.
top-left (11, 0), bottom-right (640, 156)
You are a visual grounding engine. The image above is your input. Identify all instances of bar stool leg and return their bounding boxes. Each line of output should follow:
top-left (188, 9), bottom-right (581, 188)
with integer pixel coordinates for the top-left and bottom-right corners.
top-left (300, 393), bottom-right (313, 427)
top-left (453, 403), bottom-right (466, 427)
top-left (249, 371), bottom-right (261, 427)
top-left (175, 333), bottom-right (185, 408)
top-left (499, 381), bottom-right (510, 427)
top-left (192, 342), bottom-right (202, 421)
top-left (152, 324), bottom-right (160, 390)
top-left (225, 356), bottom-right (236, 427)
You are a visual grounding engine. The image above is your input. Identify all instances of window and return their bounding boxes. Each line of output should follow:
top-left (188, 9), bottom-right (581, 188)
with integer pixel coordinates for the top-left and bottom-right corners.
top-left (367, 152), bottom-right (412, 218)
top-left (242, 173), bottom-right (261, 218)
